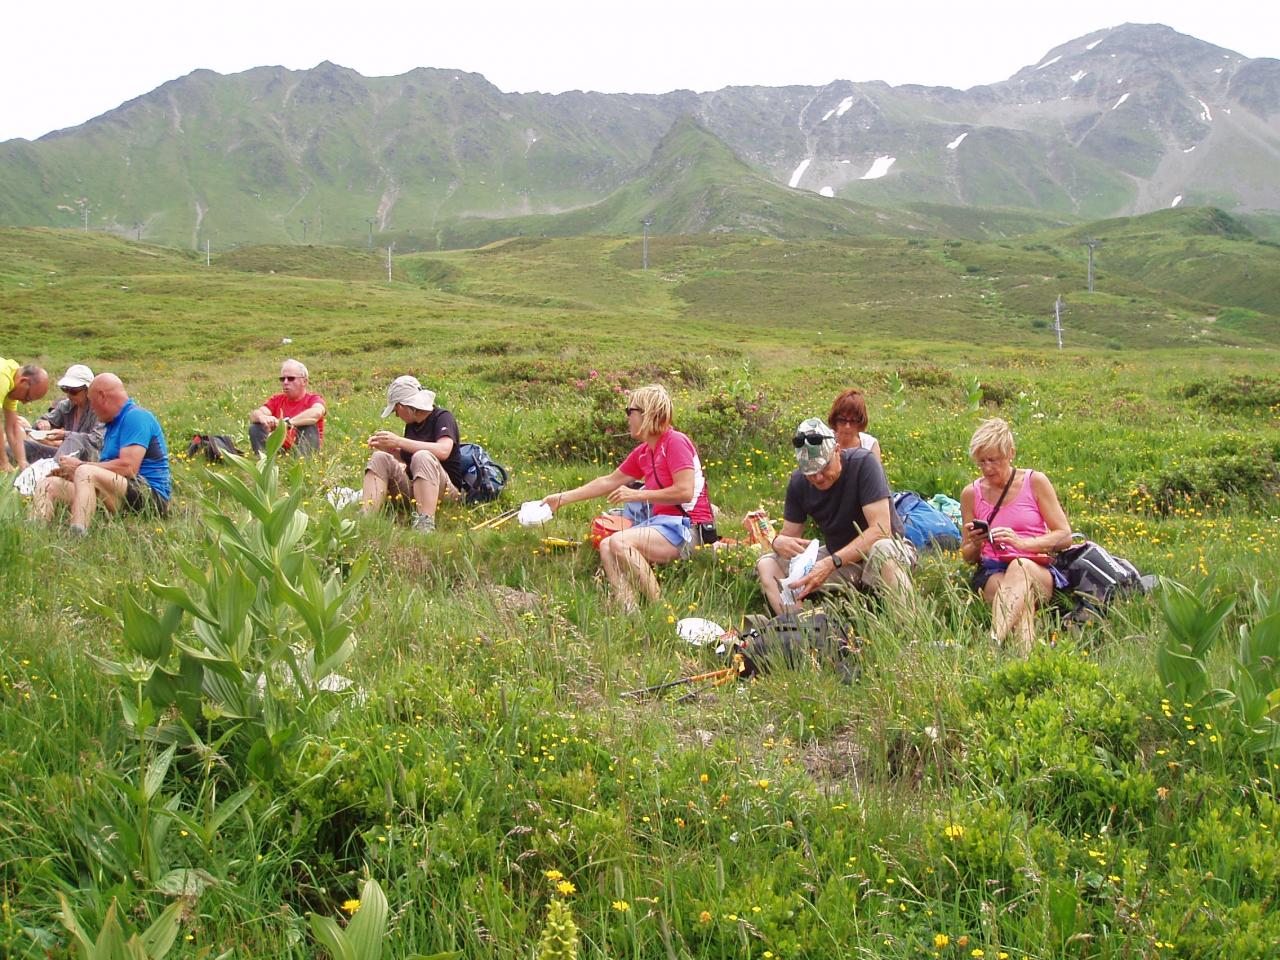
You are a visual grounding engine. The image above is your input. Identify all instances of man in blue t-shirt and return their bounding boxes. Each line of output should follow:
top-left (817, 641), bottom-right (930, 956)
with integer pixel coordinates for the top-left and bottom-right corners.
top-left (32, 373), bottom-right (171, 535)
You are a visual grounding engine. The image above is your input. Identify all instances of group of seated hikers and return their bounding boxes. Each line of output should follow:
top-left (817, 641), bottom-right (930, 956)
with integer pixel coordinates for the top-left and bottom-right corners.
top-left (5, 355), bottom-right (1075, 652)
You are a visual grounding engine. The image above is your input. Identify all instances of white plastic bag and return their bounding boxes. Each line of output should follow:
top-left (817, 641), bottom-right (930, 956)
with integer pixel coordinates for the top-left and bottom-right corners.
top-left (779, 538), bottom-right (820, 606)
top-left (675, 617), bottom-right (727, 646)
top-left (518, 500), bottom-right (553, 526)
top-left (13, 458), bottom-right (59, 497)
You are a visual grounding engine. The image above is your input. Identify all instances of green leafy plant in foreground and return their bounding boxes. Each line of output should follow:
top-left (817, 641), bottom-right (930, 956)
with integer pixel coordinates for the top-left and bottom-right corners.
top-left (58, 894), bottom-right (186, 960)
top-left (309, 879), bottom-right (459, 960)
top-left (91, 431), bottom-right (368, 779)
top-left (1156, 578), bottom-right (1280, 756)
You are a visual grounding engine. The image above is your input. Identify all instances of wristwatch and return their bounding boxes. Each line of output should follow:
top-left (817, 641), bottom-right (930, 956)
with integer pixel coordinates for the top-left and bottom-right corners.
top-left (831, 553), bottom-right (844, 569)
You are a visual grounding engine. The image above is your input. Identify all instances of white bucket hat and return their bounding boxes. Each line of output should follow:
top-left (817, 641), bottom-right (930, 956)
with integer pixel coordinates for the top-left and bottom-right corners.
top-left (381, 375), bottom-right (436, 417)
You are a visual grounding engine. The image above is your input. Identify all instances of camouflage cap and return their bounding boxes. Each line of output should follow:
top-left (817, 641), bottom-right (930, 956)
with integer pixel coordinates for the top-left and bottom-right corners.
top-left (794, 417), bottom-right (837, 475)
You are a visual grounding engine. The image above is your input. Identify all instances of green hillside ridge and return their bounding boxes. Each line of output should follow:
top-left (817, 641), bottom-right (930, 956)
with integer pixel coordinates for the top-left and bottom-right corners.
top-left (6, 201), bottom-right (1276, 370)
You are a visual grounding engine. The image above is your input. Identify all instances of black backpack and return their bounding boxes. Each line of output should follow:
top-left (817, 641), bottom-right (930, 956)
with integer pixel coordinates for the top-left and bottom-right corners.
top-left (456, 442), bottom-right (509, 504)
top-left (185, 433), bottom-right (245, 463)
top-left (1054, 540), bottom-right (1156, 623)
top-left (727, 610), bottom-right (858, 683)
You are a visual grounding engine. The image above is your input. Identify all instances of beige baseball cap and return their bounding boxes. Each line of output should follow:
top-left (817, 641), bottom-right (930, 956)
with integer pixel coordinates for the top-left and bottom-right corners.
top-left (58, 364), bottom-right (94, 389)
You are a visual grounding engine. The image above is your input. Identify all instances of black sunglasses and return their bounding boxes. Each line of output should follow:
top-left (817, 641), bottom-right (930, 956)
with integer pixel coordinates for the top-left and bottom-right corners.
top-left (279, 375), bottom-right (300, 382)
top-left (62, 386), bottom-right (86, 394)
top-left (792, 432), bottom-right (829, 448)
top-left (625, 406), bottom-right (642, 415)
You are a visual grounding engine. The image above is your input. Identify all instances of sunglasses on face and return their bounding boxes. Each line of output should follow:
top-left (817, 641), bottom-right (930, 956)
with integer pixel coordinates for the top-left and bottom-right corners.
top-left (280, 375), bottom-right (300, 383)
top-left (625, 406), bottom-right (642, 416)
top-left (63, 386), bottom-right (86, 395)
top-left (793, 432), bottom-right (829, 448)
top-left (831, 417), bottom-right (859, 427)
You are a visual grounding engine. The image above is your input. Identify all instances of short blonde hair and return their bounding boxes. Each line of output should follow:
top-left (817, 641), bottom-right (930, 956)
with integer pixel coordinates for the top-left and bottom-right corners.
top-left (627, 383), bottom-right (673, 438)
top-left (969, 418), bottom-right (1015, 460)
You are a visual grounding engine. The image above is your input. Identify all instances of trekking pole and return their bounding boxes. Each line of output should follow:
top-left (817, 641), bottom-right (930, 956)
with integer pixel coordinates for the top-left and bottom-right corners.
top-left (470, 508), bottom-right (519, 531)
top-left (621, 665), bottom-right (737, 700)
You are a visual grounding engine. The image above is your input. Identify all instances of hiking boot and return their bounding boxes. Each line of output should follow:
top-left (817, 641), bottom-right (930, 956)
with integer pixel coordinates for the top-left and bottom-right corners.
top-left (411, 513), bottom-right (436, 534)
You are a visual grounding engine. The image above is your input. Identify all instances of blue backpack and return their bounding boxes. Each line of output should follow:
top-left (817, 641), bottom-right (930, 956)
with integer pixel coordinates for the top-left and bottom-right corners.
top-left (456, 442), bottom-right (509, 504)
top-left (893, 491), bottom-right (961, 550)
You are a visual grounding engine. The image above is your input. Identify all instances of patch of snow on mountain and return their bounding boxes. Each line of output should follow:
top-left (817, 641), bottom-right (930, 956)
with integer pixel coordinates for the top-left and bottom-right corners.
top-left (821, 108), bottom-right (835, 122)
top-left (946, 132), bottom-right (969, 150)
top-left (1171, 195), bottom-right (1183, 208)
top-left (788, 158), bottom-right (813, 188)
top-left (839, 159), bottom-right (851, 164)
top-left (819, 186), bottom-right (835, 198)
top-left (860, 156), bottom-right (896, 180)
top-left (1086, 37), bottom-right (1105, 50)
top-left (1214, 67), bottom-right (1223, 74)
top-left (1183, 146), bottom-right (1197, 153)
top-left (1112, 93), bottom-right (1130, 110)
top-left (1036, 55), bottom-right (1062, 70)
top-left (835, 96), bottom-right (855, 118)
top-left (1194, 97), bottom-right (1212, 122)
top-left (1071, 70), bottom-right (1087, 83)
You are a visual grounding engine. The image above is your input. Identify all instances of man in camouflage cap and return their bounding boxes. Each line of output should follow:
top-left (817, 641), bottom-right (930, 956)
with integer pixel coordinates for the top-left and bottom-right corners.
top-left (755, 417), bottom-right (915, 614)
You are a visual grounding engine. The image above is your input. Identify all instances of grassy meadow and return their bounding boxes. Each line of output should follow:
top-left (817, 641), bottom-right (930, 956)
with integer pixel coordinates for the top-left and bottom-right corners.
top-left (1, 224), bottom-right (1279, 959)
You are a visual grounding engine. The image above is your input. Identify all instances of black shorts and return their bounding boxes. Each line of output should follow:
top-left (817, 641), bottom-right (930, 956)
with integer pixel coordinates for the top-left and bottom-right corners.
top-left (123, 475), bottom-right (169, 516)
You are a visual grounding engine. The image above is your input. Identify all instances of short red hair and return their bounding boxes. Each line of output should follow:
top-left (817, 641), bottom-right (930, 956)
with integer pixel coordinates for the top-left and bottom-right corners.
top-left (828, 389), bottom-right (868, 432)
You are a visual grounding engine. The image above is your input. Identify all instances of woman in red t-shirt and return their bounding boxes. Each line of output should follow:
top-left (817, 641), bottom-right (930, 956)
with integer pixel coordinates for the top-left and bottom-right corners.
top-left (542, 383), bottom-right (714, 610)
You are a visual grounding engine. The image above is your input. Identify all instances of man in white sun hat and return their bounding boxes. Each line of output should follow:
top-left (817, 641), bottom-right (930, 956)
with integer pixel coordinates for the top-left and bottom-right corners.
top-left (755, 416), bottom-right (916, 615)
top-left (361, 375), bottom-right (465, 534)
top-left (24, 363), bottom-right (105, 463)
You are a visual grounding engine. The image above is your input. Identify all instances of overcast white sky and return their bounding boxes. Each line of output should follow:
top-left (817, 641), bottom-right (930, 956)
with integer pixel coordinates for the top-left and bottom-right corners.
top-left (1, 0), bottom-right (1274, 142)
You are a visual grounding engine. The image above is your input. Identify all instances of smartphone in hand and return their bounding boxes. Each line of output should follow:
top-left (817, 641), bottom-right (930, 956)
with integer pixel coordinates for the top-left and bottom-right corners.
top-left (970, 519), bottom-right (992, 542)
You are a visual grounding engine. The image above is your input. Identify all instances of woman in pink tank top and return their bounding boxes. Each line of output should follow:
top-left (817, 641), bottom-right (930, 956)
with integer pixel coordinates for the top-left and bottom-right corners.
top-left (959, 418), bottom-right (1072, 655)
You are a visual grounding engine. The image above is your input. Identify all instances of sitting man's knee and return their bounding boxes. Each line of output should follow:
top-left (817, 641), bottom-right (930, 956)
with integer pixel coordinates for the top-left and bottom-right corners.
top-left (408, 449), bottom-right (439, 473)
top-left (365, 450), bottom-right (395, 473)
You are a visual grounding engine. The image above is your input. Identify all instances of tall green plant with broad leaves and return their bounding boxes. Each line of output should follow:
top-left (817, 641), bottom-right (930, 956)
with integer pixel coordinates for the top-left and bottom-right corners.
top-left (1229, 583), bottom-right (1280, 754)
top-left (1155, 577), bottom-right (1236, 710)
top-left (1156, 578), bottom-right (1280, 757)
top-left (58, 895), bottom-right (188, 960)
top-left (92, 428), bottom-right (368, 780)
top-left (309, 879), bottom-right (458, 960)
top-left (886, 370), bottom-right (907, 411)
top-left (964, 375), bottom-right (983, 412)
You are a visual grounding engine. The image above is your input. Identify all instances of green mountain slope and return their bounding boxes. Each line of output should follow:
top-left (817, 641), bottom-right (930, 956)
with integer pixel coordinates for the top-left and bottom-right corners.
top-left (1, 25), bottom-right (1277, 251)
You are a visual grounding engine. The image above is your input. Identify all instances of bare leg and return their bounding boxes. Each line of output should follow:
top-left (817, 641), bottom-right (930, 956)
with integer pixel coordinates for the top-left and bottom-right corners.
top-left (985, 559), bottom-right (1053, 655)
top-left (361, 470), bottom-right (388, 515)
top-left (32, 476), bottom-right (74, 522)
top-left (875, 559), bottom-right (916, 615)
top-left (411, 476), bottom-right (440, 518)
top-left (70, 466), bottom-right (128, 530)
top-left (756, 554), bottom-right (793, 615)
top-left (600, 528), bottom-right (681, 607)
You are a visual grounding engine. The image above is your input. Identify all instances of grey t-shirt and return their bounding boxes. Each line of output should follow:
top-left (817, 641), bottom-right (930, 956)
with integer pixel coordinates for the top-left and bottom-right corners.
top-left (783, 447), bottom-right (902, 553)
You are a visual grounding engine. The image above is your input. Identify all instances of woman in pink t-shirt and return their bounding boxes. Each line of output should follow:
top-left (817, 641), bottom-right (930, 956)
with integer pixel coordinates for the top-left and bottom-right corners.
top-left (960, 418), bottom-right (1071, 655)
top-left (542, 383), bottom-right (714, 610)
